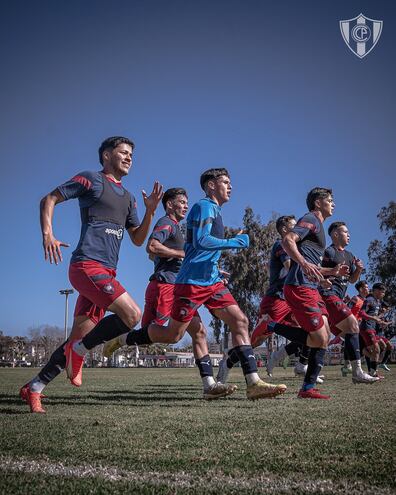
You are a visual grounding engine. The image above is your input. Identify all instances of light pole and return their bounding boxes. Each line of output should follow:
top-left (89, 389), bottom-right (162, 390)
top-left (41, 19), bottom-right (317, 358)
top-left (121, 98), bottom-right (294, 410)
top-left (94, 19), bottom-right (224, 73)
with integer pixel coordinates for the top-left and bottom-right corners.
top-left (59, 289), bottom-right (74, 340)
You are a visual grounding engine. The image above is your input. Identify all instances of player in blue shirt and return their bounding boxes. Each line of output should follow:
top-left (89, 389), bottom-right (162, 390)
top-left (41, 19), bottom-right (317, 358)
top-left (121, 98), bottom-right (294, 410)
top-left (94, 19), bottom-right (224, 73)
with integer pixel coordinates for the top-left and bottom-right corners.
top-left (21, 137), bottom-right (163, 412)
top-left (111, 168), bottom-right (287, 400)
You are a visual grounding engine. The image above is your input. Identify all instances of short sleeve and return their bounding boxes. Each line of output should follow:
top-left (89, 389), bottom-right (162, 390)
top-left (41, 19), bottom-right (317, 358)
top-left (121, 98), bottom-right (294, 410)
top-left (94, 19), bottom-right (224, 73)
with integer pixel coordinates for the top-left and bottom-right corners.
top-left (150, 217), bottom-right (175, 243)
top-left (292, 213), bottom-right (320, 241)
top-left (57, 170), bottom-right (98, 200)
top-left (125, 194), bottom-right (140, 229)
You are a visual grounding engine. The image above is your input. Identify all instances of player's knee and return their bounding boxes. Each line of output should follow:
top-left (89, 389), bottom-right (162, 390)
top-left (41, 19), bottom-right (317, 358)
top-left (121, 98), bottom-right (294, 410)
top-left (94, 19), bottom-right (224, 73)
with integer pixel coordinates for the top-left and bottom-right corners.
top-left (122, 307), bottom-right (142, 329)
top-left (168, 328), bottom-right (184, 344)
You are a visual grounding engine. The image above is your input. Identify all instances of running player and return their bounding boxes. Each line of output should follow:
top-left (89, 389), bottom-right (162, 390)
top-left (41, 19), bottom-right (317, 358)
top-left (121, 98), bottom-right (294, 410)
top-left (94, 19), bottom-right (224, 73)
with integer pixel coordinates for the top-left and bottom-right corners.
top-left (319, 222), bottom-right (377, 384)
top-left (251, 187), bottom-right (351, 399)
top-left (104, 187), bottom-right (235, 399)
top-left (69, 168), bottom-right (287, 400)
top-left (377, 302), bottom-right (393, 372)
top-left (20, 136), bottom-right (163, 413)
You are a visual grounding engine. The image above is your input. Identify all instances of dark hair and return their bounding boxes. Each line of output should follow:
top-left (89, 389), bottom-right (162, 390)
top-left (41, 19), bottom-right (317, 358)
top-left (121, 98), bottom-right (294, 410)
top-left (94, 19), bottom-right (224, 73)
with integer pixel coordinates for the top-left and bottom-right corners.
top-left (372, 282), bottom-right (386, 291)
top-left (162, 188), bottom-right (187, 210)
top-left (98, 136), bottom-right (135, 165)
top-left (306, 187), bottom-right (333, 211)
top-left (328, 221), bottom-right (346, 236)
top-left (200, 168), bottom-right (230, 191)
top-left (276, 215), bottom-right (295, 235)
top-left (355, 280), bottom-right (368, 291)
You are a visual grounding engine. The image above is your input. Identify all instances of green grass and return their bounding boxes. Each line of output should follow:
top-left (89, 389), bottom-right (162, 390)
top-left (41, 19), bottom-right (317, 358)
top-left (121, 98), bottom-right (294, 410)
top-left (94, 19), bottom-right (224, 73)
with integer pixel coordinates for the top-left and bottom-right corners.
top-left (1, 366), bottom-right (395, 494)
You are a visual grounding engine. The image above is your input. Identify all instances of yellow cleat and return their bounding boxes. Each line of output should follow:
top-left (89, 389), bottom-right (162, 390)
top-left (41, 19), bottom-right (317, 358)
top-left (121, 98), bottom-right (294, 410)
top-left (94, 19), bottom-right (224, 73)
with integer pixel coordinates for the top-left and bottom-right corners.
top-left (103, 336), bottom-right (123, 358)
top-left (203, 383), bottom-right (238, 400)
top-left (246, 379), bottom-right (287, 400)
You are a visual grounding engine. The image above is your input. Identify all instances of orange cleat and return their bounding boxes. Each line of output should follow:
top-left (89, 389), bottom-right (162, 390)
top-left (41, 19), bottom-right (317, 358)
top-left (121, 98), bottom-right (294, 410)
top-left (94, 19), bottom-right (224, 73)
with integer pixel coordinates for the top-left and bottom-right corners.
top-left (297, 388), bottom-right (330, 400)
top-left (19, 384), bottom-right (47, 403)
top-left (250, 314), bottom-right (274, 348)
top-left (64, 341), bottom-right (84, 387)
top-left (27, 390), bottom-right (46, 413)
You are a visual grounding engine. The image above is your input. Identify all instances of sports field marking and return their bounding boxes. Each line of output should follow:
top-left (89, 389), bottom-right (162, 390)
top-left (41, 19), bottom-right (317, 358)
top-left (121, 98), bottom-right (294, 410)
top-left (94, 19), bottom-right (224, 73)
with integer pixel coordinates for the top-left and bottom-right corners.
top-left (0, 456), bottom-right (392, 494)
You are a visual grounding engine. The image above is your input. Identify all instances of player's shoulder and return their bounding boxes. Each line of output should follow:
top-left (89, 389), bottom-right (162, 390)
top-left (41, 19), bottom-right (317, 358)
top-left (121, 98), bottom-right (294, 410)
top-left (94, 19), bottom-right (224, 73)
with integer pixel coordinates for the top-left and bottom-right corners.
top-left (73, 170), bottom-right (102, 183)
top-left (155, 215), bottom-right (175, 228)
top-left (296, 211), bottom-right (320, 231)
top-left (195, 198), bottom-right (218, 216)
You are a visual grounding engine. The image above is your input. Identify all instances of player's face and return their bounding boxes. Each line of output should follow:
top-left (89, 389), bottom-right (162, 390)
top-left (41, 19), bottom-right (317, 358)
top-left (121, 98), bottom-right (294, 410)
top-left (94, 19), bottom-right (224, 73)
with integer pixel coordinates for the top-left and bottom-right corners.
top-left (318, 195), bottom-right (335, 218)
top-left (373, 288), bottom-right (386, 300)
top-left (286, 218), bottom-right (297, 232)
top-left (335, 225), bottom-right (350, 246)
top-left (213, 175), bottom-right (232, 204)
top-left (171, 195), bottom-right (188, 221)
top-left (359, 283), bottom-right (369, 297)
top-left (109, 143), bottom-right (133, 177)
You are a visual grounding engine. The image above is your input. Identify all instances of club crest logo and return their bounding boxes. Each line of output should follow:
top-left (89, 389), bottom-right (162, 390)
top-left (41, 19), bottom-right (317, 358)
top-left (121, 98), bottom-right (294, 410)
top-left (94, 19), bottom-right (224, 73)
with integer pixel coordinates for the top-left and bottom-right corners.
top-left (340, 14), bottom-right (383, 59)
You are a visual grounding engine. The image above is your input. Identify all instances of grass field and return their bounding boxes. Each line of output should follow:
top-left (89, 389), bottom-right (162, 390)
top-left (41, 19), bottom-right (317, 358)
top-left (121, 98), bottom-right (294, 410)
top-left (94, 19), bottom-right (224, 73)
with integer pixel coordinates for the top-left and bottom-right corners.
top-left (1, 365), bottom-right (395, 494)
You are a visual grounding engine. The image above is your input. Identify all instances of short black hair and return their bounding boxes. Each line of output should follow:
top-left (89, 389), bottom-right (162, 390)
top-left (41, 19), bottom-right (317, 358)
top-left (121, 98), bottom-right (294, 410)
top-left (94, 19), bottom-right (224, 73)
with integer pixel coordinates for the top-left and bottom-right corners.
top-left (98, 136), bottom-right (135, 165)
top-left (355, 280), bottom-right (368, 291)
top-left (372, 282), bottom-right (386, 291)
top-left (200, 168), bottom-right (230, 191)
top-left (162, 188), bottom-right (187, 210)
top-left (276, 215), bottom-right (295, 235)
top-left (306, 187), bottom-right (333, 211)
top-left (328, 221), bottom-right (346, 236)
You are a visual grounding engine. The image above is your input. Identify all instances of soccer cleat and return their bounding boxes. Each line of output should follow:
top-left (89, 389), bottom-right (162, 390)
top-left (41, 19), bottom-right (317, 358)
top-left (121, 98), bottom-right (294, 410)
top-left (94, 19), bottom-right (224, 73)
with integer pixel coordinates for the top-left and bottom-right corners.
top-left (341, 365), bottom-right (353, 377)
top-left (352, 370), bottom-right (380, 384)
top-left (294, 361), bottom-right (308, 376)
top-left (216, 358), bottom-right (230, 384)
top-left (250, 315), bottom-right (274, 348)
top-left (316, 376), bottom-right (324, 384)
top-left (297, 388), bottom-right (330, 400)
top-left (379, 363), bottom-right (391, 372)
top-left (19, 384), bottom-right (47, 403)
top-left (246, 380), bottom-right (287, 400)
top-left (64, 341), bottom-right (84, 387)
top-left (103, 336), bottom-right (123, 358)
top-left (27, 390), bottom-right (46, 413)
top-left (266, 346), bottom-right (288, 377)
top-left (369, 370), bottom-right (384, 380)
top-left (203, 383), bottom-right (237, 400)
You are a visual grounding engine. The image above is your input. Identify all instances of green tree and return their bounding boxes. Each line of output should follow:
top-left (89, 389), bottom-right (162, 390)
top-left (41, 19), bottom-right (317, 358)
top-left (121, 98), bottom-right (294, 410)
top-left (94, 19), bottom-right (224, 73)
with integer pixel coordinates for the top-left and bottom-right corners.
top-left (210, 207), bottom-right (278, 347)
top-left (367, 201), bottom-right (396, 306)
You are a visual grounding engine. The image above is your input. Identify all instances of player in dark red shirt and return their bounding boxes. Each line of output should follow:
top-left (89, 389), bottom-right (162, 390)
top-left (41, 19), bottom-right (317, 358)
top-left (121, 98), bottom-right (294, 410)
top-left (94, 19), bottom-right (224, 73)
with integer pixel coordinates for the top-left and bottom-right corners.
top-left (20, 137), bottom-right (163, 413)
top-left (319, 222), bottom-right (377, 384)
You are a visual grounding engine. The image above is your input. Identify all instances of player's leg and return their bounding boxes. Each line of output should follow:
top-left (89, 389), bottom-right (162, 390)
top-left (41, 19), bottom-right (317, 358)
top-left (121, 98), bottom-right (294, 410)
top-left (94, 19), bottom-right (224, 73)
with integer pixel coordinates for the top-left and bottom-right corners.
top-left (379, 338), bottom-right (392, 371)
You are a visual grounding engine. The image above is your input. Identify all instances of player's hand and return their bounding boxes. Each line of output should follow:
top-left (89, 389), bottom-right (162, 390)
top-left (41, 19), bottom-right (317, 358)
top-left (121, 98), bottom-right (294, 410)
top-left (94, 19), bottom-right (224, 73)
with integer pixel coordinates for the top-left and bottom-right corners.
top-left (219, 269), bottom-right (231, 285)
top-left (320, 278), bottom-right (333, 290)
top-left (43, 234), bottom-right (69, 265)
top-left (142, 181), bottom-right (164, 214)
top-left (334, 264), bottom-right (350, 277)
top-left (354, 258), bottom-right (364, 270)
top-left (301, 261), bottom-right (323, 282)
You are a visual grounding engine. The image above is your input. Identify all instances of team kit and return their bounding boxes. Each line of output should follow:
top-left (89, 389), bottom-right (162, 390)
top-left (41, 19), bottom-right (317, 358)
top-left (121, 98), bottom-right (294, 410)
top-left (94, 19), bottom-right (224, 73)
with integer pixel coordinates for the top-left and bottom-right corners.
top-left (20, 136), bottom-right (392, 413)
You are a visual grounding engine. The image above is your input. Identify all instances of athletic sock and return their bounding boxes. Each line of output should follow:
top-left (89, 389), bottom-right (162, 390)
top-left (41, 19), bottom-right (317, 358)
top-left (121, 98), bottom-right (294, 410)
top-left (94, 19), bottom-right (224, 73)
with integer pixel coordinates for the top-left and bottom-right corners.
top-left (343, 346), bottom-right (349, 363)
top-left (371, 361), bottom-right (378, 372)
top-left (381, 349), bottom-right (391, 364)
top-left (234, 345), bottom-right (259, 384)
top-left (73, 340), bottom-right (89, 356)
top-left (271, 323), bottom-right (308, 346)
top-left (351, 359), bottom-right (363, 374)
top-left (299, 345), bottom-right (310, 365)
top-left (82, 314), bottom-right (132, 350)
top-left (302, 348), bottom-right (326, 391)
top-left (365, 356), bottom-right (371, 371)
top-left (29, 377), bottom-right (47, 394)
top-left (196, 355), bottom-right (216, 390)
top-left (344, 333), bottom-right (361, 362)
top-left (125, 325), bottom-right (152, 346)
top-left (37, 341), bottom-right (67, 385)
top-left (285, 341), bottom-right (301, 356)
top-left (226, 348), bottom-right (240, 369)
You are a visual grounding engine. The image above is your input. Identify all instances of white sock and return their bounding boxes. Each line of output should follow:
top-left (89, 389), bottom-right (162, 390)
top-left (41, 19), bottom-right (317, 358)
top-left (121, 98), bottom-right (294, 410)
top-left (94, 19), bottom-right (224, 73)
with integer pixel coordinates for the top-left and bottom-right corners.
top-left (245, 372), bottom-right (260, 386)
top-left (73, 340), bottom-right (88, 356)
top-left (29, 377), bottom-right (46, 393)
top-left (202, 376), bottom-right (216, 390)
top-left (351, 359), bottom-right (362, 373)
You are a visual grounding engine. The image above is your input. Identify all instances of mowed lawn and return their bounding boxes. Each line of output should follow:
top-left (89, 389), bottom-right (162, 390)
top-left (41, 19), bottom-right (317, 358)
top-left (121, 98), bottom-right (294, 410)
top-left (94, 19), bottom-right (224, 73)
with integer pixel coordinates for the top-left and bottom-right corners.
top-left (0, 366), bottom-right (395, 494)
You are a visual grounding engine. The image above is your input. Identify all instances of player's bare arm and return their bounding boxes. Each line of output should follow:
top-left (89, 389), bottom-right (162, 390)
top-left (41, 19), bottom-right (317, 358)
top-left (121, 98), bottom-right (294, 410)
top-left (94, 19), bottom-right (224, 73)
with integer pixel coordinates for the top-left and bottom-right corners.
top-left (40, 189), bottom-right (69, 265)
top-left (146, 238), bottom-right (184, 259)
top-left (128, 181), bottom-right (164, 246)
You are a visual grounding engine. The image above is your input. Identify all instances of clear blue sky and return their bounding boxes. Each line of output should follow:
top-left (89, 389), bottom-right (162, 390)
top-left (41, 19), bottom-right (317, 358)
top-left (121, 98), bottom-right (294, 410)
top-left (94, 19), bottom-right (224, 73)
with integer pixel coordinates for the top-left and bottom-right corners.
top-left (1, 0), bottom-right (395, 337)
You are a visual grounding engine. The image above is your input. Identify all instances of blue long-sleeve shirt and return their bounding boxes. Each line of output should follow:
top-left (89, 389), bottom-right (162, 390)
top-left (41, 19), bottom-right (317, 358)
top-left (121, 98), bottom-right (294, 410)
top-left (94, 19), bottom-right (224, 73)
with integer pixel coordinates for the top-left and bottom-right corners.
top-left (176, 197), bottom-right (249, 285)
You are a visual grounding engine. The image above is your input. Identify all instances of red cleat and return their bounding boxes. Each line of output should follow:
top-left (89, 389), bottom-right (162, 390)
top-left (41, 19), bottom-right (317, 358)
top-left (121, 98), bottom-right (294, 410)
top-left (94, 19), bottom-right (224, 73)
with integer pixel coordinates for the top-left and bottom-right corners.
top-left (19, 384), bottom-right (47, 403)
top-left (297, 388), bottom-right (330, 400)
top-left (64, 341), bottom-right (84, 387)
top-left (27, 390), bottom-right (46, 413)
top-left (251, 314), bottom-right (274, 348)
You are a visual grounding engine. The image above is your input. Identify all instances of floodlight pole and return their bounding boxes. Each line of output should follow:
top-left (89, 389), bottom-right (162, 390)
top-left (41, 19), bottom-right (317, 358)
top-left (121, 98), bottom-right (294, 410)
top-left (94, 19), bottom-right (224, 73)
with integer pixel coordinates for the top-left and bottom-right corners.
top-left (59, 289), bottom-right (74, 340)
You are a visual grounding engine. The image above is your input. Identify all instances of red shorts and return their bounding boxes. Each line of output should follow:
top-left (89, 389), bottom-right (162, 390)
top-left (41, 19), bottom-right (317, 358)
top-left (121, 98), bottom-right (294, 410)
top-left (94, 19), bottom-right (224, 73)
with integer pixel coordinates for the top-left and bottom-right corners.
top-left (171, 282), bottom-right (237, 323)
top-left (284, 285), bottom-right (328, 333)
top-left (322, 295), bottom-right (352, 336)
top-left (360, 329), bottom-right (379, 348)
top-left (69, 261), bottom-right (126, 325)
top-left (259, 296), bottom-right (296, 326)
top-left (141, 280), bottom-right (176, 326)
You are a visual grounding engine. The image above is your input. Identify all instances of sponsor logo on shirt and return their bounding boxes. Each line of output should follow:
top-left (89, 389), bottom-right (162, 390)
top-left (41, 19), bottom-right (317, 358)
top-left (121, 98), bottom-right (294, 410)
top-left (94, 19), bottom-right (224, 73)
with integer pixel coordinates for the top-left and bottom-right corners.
top-left (105, 228), bottom-right (124, 240)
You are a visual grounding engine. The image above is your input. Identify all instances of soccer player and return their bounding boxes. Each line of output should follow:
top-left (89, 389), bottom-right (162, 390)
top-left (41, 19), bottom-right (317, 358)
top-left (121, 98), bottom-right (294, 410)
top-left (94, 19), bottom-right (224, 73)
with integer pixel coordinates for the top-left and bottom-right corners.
top-left (319, 222), bottom-right (377, 384)
top-left (377, 302), bottom-right (393, 372)
top-left (360, 283), bottom-right (391, 377)
top-left (251, 187), bottom-right (351, 399)
top-left (20, 136), bottom-right (163, 413)
top-left (71, 168), bottom-right (287, 400)
top-left (104, 187), bottom-right (235, 399)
